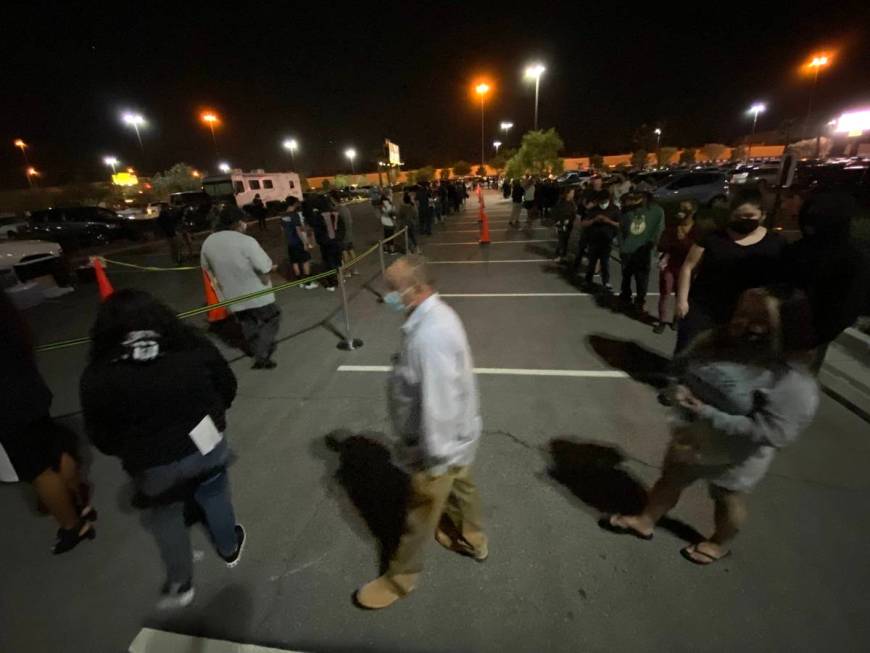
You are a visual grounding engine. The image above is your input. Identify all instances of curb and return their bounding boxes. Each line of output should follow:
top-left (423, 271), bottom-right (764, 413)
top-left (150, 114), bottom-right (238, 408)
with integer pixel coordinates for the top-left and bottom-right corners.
top-left (819, 327), bottom-right (870, 423)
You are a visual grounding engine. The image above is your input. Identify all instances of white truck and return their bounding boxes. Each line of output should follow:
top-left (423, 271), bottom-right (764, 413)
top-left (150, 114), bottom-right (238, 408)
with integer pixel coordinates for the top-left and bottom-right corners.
top-left (202, 169), bottom-right (302, 210)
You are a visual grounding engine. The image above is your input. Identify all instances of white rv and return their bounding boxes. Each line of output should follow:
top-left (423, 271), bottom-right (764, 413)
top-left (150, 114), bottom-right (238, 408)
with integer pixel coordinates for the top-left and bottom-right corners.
top-left (202, 169), bottom-right (302, 209)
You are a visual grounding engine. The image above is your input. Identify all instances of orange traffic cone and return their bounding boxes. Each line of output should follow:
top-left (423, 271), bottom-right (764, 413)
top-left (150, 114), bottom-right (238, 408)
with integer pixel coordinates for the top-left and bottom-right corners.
top-left (201, 269), bottom-right (228, 322)
top-left (91, 256), bottom-right (114, 301)
top-left (479, 207), bottom-right (491, 245)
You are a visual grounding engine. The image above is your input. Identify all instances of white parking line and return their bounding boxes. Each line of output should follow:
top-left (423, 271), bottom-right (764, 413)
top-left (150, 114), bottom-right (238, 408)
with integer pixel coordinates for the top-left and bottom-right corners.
top-left (338, 365), bottom-right (629, 378)
top-left (440, 292), bottom-right (661, 297)
top-left (129, 628), bottom-right (306, 652)
top-left (426, 239), bottom-right (556, 246)
top-left (428, 259), bottom-right (549, 264)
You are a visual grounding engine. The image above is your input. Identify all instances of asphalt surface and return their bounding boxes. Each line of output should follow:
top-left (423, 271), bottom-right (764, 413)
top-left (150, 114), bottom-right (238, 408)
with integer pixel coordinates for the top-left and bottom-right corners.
top-left (2, 191), bottom-right (869, 653)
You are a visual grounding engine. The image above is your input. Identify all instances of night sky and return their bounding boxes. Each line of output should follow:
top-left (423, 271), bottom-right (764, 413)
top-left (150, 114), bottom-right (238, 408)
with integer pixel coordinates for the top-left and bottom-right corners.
top-left (2, 1), bottom-right (869, 188)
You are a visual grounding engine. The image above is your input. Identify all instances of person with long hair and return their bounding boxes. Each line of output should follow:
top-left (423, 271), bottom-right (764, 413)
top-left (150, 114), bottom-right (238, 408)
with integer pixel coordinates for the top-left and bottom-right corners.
top-left (0, 291), bottom-right (95, 554)
top-left (80, 290), bottom-right (244, 609)
top-left (602, 286), bottom-right (819, 564)
top-left (674, 189), bottom-right (785, 352)
top-left (655, 198), bottom-right (699, 333)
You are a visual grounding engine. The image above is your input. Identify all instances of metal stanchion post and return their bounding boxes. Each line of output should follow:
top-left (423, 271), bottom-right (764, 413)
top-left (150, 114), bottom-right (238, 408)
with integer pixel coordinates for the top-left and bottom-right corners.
top-left (336, 265), bottom-right (363, 351)
top-left (378, 240), bottom-right (386, 276)
top-left (403, 227), bottom-right (409, 254)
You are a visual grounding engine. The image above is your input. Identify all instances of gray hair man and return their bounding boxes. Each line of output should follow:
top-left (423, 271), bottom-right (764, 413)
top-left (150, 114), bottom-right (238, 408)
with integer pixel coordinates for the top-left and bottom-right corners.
top-left (200, 207), bottom-right (280, 369)
top-left (355, 255), bottom-right (487, 610)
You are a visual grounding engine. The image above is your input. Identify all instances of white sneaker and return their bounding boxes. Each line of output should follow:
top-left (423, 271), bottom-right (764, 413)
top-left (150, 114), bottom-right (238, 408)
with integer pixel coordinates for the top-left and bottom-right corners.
top-left (326, 286), bottom-right (336, 292)
top-left (304, 282), bottom-right (318, 290)
top-left (157, 582), bottom-right (195, 610)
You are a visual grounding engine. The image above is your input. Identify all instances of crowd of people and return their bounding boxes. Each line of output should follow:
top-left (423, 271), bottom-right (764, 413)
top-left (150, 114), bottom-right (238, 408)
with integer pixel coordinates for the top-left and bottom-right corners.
top-left (1, 172), bottom-right (868, 615)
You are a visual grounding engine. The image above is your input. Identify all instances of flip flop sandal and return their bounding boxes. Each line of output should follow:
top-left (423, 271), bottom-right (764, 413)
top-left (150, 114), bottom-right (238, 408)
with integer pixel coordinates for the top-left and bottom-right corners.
top-left (598, 515), bottom-right (654, 541)
top-left (680, 544), bottom-right (732, 566)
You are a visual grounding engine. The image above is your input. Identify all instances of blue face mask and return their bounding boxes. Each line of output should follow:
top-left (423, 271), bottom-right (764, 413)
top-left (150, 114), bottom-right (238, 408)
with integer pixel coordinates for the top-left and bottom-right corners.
top-left (384, 291), bottom-right (406, 312)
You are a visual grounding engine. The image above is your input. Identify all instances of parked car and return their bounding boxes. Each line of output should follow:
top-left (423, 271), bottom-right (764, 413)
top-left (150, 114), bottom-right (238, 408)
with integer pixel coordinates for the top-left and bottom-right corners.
top-left (653, 170), bottom-right (729, 207)
top-left (27, 206), bottom-right (129, 246)
top-left (631, 169), bottom-right (682, 189)
top-left (556, 170), bottom-right (593, 186)
top-left (729, 164), bottom-right (780, 190)
top-left (0, 213), bottom-right (27, 239)
top-left (0, 238), bottom-right (66, 288)
top-left (791, 159), bottom-right (870, 209)
top-left (169, 191), bottom-right (214, 231)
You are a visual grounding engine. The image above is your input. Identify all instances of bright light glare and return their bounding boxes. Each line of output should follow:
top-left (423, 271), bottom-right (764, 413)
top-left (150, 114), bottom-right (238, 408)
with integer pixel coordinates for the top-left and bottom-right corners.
top-left (283, 138), bottom-right (298, 151)
top-left (810, 55), bottom-right (829, 68)
top-left (14, 138), bottom-right (26, 148)
top-left (218, 162), bottom-right (231, 173)
top-left (122, 112), bottom-right (145, 127)
top-left (524, 63), bottom-right (546, 80)
top-left (345, 148), bottom-right (356, 160)
top-left (200, 111), bottom-right (219, 124)
top-left (500, 121), bottom-right (513, 130)
top-left (833, 109), bottom-right (870, 134)
top-left (749, 103), bottom-right (767, 115)
top-left (654, 128), bottom-right (662, 135)
top-left (103, 156), bottom-right (119, 166)
top-left (493, 141), bottom-right (502, 147)
top-left (475, 83), bottom-right (490, 96)
top-left (26, 167), bottom-right (38, 176)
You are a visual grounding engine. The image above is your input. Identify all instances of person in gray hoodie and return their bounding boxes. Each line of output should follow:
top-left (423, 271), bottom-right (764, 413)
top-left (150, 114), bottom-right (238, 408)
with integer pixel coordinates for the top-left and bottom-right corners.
top-left (602, 286), bottom-right (819, 565)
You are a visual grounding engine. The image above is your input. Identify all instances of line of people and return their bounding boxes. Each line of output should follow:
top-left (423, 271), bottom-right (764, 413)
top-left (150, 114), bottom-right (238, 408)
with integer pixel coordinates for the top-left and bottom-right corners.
top-left (2, 181), bottom-right (866, 616)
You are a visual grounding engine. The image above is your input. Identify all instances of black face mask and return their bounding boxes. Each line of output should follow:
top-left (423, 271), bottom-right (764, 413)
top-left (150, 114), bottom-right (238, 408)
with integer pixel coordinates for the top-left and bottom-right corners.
top-left (729, 218), bottom-right (761, 235)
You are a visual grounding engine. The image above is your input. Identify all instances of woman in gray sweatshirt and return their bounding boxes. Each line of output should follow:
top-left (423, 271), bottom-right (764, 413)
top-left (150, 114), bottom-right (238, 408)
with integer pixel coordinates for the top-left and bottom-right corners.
top-left (603, 286), bottom-right (819, 565)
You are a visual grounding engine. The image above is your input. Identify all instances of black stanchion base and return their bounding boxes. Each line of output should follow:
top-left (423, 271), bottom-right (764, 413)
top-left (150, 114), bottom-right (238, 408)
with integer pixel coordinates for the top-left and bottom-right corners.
top-left (337, 339), bottom-right (364, 351)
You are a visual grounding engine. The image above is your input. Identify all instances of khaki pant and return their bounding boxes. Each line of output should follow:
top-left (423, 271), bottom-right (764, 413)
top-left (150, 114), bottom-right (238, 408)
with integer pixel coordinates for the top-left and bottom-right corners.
top-left (387, 465), bottom-right (486, 589)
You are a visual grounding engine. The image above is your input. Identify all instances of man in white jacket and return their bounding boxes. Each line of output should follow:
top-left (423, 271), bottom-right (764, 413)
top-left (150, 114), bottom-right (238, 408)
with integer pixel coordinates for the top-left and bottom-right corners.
top-left (355, 255), bottom-right (487, 610)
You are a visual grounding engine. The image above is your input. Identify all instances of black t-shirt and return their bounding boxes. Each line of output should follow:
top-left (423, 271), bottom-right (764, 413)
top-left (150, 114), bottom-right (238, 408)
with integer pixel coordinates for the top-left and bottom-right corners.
top-left (582, 204), bottom-right (621, 245)
top-left (691, 229), bottom-right (785, 320)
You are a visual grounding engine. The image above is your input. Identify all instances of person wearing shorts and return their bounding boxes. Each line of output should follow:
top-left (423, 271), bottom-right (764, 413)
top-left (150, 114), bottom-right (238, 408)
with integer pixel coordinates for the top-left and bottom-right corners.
top-left (281, 197), bottom-right (317, 289)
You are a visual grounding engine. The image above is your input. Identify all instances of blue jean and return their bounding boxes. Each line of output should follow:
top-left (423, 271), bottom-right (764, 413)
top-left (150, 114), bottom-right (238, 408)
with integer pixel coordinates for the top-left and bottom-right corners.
top-left (137, 440), bottom-right (237, 585)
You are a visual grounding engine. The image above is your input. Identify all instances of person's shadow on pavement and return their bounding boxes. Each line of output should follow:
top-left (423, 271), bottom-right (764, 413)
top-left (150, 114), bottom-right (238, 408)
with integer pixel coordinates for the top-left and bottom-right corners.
top-left (547, 437), bottom-right (703, 544)
top-left (318, 430), bottom-right (409, 573)
top-left (587, 334), bottom-right (671, 388)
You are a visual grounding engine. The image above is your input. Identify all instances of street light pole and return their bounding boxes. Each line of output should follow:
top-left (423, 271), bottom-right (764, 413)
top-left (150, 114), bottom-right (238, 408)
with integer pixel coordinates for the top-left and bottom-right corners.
top-left (803, 54), bottom-right (830, 140)
top-left (746, 103), bottom-right (766, 161)
top-left (474, 83), bottom-right (490, 173)
top-left (524, 63), bottom-right (546, 131)
top-left (654, 128), bottom-right (662, 149)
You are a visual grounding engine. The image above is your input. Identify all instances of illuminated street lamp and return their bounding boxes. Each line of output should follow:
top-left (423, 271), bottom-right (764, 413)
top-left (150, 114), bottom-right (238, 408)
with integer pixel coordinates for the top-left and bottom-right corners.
top-left (283, 138), bottom-right (298, 168)
top-left (654, 128), bottom-right (662, 148)
top-left (746, 103), bottom-right (766, 160)
top-left (345, 148), bottom-right (357, 174)
top-left (103, 156), bottom-right (119, 173)
top-left (14, 138), bottom-right (30, 166)
top-left (200, 111), bottom-right (220, 156)
top-left (122, 112), bottom-right (146, 152)
top-left (26, 166), bottom-right (39, 188)
top-left (803, 53), bottom-right (832, 138)
top-left (524, 63), bottom-right (546, 130)
top-left (475, 82), bottom-right (491, 172)
top-left (493, 140), bottom-right (502, 154)
top-left (218, 162), bottom-right (231, 173)
top-left (500, 122), bottom-right (513, 145)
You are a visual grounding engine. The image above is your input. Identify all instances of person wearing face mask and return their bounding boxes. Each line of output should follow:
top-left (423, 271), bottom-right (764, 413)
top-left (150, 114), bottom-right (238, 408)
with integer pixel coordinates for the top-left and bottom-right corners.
top-left (602, 286), bottom-right (819, 565)
top-left (618, 191), bottom-right (665, 312)
top-left (655, 198), bottom-right (699, 333)
top-left (580, 189), bottom-right (621, 291)
top-left (781, 192), bottom-right (870, 373)
top-left (201, 206), bottom-right (280, 369)
top-left (356, 255), bottom-right (486, 610)
top-left (674, 189), bottom-right (785, 353)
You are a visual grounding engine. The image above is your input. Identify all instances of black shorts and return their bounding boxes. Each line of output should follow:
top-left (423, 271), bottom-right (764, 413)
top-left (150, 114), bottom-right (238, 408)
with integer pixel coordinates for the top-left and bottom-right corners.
top-left (523, 200), bottom-right (535, 210)
top-left (288, 246), bottom-right (311, 264)
top-left (1, 417), bottom-right (79, 483)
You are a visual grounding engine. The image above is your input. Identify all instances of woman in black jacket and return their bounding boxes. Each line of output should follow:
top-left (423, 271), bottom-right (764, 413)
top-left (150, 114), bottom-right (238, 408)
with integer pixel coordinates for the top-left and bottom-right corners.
top-left (80, 289), bottom-right (243, 610)
top-left (0, 291), bottom-right (94, 554)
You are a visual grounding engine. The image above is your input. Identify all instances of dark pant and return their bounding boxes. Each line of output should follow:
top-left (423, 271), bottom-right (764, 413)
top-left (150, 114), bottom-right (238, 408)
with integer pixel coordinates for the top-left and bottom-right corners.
top-left (418, 209), bottom-right (432, 236)
top-left (586, 241), bottom-right (612, 286)
top-left (137, 440), bottom-right (237, 585)
top-left (674, 303), bottom-right (719, 354)
top-left (320, 241), bottom-right (343, 286)
top-left (619, 246), bottom-right (652, 305)
top-left (235, 303), bottom-right (281, 363)
top-left (572, 231), bottom-right (589, 274)
top-left (555, 231), bottom-right (571, 258)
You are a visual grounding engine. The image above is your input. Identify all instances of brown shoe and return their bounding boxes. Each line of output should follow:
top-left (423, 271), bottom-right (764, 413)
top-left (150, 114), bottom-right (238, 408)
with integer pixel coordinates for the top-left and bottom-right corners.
top-left (435, 528), bottom-right (489, 562)
top-left (355, 574), bottom-right (415, 610)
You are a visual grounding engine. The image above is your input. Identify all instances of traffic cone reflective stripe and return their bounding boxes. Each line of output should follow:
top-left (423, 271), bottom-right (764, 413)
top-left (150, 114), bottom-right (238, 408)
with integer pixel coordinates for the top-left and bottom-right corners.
top-left (479, 207), bottom-right (491, 244)
top-left (91, 256), bottom-right (114, 301)
top-left (201, 269), bottom-right (228, 322)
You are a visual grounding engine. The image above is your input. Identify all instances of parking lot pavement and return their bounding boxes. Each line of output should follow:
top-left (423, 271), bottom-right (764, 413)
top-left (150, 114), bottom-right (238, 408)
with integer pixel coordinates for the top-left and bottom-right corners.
top-left (2, 190), bottom-right (869, 653)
